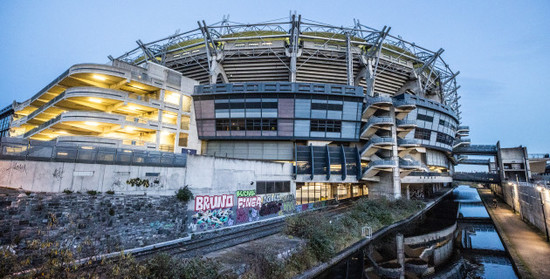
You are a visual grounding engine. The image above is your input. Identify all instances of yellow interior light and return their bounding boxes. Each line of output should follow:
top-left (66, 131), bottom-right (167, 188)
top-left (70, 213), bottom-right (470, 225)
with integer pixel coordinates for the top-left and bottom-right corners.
top-left (165, 92), bottom-right (180, 104)
top-left (130, 84), bottom-right (144, 90)
top-left (56, 130), bottom-right (68, 134)
top-left (92, 75), bottom-right (106, 81)
top-left (124, 126), bottom-right (135, 132)
top-left (81, 146), bottom-right (94, 150)
top-left (89, 98), bottom-right (102, 103)
top-left (161, 130), bottom-right (171, 135)
top-left (84, 121), bottom-right (100, 126)
top-left (164, 114), bottom-right (176, 118)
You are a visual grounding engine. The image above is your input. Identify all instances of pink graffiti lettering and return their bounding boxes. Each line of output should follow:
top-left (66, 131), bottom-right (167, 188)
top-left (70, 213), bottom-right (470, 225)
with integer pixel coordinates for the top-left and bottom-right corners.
top-left (195, 194), bottom-right (234, 211)
top-left (237, 196), bottom-right (262, 209)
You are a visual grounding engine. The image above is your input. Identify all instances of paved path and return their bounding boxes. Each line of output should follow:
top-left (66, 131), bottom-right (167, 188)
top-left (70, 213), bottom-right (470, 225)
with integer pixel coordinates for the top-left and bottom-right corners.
top-left (478, 188), bottom-right (550, 279)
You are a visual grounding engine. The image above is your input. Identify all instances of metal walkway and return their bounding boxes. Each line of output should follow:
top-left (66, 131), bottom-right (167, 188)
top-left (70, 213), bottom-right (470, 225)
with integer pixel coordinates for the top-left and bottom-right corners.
top-left (453, 145), bottom-right (497, 156)
top-left (453, 172), bottom-right (500, 183)
top-left (457, 158), bottom-right (491, 165)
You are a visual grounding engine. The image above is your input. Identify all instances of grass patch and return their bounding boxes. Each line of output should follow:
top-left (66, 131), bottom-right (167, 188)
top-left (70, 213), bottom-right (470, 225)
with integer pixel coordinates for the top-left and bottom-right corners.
top-left (275, 198), bottom-right (424, 278)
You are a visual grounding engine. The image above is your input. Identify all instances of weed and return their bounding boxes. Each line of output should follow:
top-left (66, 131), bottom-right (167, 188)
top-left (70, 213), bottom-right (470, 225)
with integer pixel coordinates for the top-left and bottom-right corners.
top-left (176, 186), bottom-right (193, 202)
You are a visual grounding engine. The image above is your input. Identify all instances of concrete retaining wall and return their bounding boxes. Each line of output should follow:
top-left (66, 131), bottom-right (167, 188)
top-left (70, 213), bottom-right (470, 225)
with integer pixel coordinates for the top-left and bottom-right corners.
top-left (492, 183), bottom-right (550, 237)
top-left (0, 188), bottom-right (189, 258)
top-left (0, 154), bottom-right (294, 206)
top-left (0, 155), bottom-right (296, 254)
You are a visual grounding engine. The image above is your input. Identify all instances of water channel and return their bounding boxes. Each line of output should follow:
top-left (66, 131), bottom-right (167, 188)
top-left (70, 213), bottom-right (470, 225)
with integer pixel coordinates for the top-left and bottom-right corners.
top-left (317, 185), bottom-right (518, 278)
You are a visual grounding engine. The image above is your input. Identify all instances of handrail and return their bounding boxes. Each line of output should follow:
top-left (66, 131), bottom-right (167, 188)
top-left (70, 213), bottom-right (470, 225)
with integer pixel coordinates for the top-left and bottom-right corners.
top-left (0, 137), bottom-right (186, 167)
top-left (22, 111), bottom-right (161, 138)
top-left (194, 82), bottom-right (363, 97)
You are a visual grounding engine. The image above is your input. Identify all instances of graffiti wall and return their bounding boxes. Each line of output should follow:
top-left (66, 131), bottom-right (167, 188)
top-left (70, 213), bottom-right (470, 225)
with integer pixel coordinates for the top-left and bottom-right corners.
top-left (187, 190), bottom-right (300, 232)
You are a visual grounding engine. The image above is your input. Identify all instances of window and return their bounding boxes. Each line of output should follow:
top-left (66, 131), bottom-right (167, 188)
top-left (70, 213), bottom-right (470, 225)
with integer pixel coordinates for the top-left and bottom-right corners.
top-left (261, 119), bottom-right (277, 131)
top-left (417, 114), bottom-right (434, 122)
top-left (216, 119), bottom-right (277, 131)
top-left (230, 119), bottom-right (245, 131)
top-left (414, 128), bottom-right (431, 140)
top-left (436, 132), bottom-right (454, 145)
top-left (311, 103), bottom-right (343, 111)
top-left (216, 119), bottom-right (230, 131)
top-left (256, 181), bottom-right (291, 194)
top-left (310, 120), bottom-right (341, 132)
top-left (178, 133), bottom-right (188, 147)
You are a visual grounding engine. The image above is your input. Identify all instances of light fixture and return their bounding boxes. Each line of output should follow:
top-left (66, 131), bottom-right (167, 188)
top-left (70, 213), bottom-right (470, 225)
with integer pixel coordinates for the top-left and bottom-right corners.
top-left (164, 114), bottom-right (176, 118)
top-left (92, 75), bottom-right (106, 81)
top-left (89, 98), bottom-right (102, 103)
top-left (125, 126), bottom-right (135, 132)
top-left (81, 146), bottom-right (94, 150)
top-left (127, 106), bottom-right (137, 111)
top-left (160, 130), bottom-right (171, 135)
top-left (537, 186), bottom-right (543, 192)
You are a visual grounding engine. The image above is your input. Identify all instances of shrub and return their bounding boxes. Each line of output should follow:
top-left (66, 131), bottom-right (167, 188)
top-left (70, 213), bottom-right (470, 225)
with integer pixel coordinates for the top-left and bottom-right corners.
top-left (176, 186), bottom-right (193, 202)
top-left (63, 189), bottom-right (73, 194)
top-left (87, 190), bottom-right (99, 195)
top-left (145, 253), bottom-right (182, 279)
top-left (106, 190), bottom-right (115, 195)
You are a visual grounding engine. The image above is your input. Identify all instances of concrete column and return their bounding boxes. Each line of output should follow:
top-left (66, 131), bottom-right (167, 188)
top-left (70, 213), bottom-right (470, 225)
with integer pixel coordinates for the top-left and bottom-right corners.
top-left (406, 185), bottom-right (410, 200)
top-left (156, 89), bottom-right (165, 150)
top-left (390, 107), bottom-right (401, 199)
top-left (396, 233), bottom-right (405, 279)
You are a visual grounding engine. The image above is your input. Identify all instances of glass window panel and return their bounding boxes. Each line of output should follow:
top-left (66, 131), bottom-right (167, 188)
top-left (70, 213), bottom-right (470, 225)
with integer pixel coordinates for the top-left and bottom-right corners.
top-left (262, 109), bottom-right (278, 118)
top-left (230, 109), bottom-right (245, 118)
top-left (342, 101), bottom-right (358, 120)
top-left (295, 120), bottom-right (310, 137)
top-left (215, 110), bottom-right (229, 118)
top-left (341, 121), bottom-right (356, 138)
top-left (295, 99), bottom-right (311, 118)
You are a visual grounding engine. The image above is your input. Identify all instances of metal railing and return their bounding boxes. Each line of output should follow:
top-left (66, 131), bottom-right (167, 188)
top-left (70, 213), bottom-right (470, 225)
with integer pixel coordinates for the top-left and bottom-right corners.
top-left (399, 158), bottom-right (422, 168)
top-left (453, 172), bottom-right (500, 183)
top-left (0, 137), bottom-right (186, 167)
top-left (194, 82), bottom-right (364, 97)
top-left (453, 144), bottom-right (497, 155)
top-left (409, 171), bottom-right (450, 177)
top-left (529, 153), bottom-right (550, 159)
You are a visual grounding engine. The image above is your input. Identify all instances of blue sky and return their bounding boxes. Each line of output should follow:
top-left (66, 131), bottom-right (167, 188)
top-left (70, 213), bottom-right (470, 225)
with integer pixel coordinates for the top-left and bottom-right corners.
top-left (0, 0), bottom-right (548, 159)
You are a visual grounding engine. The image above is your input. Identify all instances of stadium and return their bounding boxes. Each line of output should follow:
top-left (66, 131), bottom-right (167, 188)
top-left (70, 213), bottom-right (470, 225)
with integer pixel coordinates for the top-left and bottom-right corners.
top-left (5, 15), bottom-right (468, 200)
